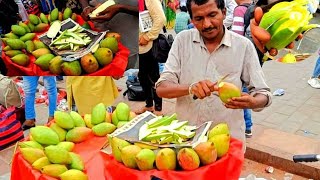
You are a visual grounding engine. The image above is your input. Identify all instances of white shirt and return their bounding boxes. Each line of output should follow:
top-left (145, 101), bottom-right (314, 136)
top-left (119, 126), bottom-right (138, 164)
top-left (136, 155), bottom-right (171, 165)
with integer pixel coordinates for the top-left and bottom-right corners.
top-left (223, 0), bottom-right (237, 28)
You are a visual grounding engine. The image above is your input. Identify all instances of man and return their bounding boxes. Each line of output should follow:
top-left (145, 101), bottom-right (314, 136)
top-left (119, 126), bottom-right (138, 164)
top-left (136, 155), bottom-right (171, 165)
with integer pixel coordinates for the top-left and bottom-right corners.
top-left (155, 0), bottom-right (272, 146)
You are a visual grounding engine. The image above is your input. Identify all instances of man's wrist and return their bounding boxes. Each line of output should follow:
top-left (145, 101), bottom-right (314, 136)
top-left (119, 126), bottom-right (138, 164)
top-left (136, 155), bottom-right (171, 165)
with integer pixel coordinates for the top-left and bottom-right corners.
top-left (188, 82), bottom-right (197, 95)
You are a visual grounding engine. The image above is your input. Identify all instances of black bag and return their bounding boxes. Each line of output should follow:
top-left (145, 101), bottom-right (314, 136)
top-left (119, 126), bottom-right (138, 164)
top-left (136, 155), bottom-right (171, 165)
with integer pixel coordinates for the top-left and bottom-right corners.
top-left (152, 27), bottom-right (174, 63)
top-left (123, 78), bottom-right (146, 101)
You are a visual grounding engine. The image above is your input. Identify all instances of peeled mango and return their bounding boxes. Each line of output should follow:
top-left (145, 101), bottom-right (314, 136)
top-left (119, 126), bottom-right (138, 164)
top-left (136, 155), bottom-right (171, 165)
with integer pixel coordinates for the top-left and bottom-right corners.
top-left (19, 141), bottom-right (43, 150)
top-left (44, 145), bottom-right (72, 164)
top-left (59, 169), bottom-right (88, 180)
top-left (208, 134), bottom-right (230, 158)
top-left (49, 123), bottom-right (67, 141)
top-left (66, 127), bottom-right (92, 143)
top-left (177, 148), bottom-right (200, 170)
top-left (70, 111), bottom-right (86, 127)
top-left (41, 164), bottom-right (68, 178)
top-left (194, 142), bottom-right (217, 165)
top-left (92, 122), bottom-right (116, 136)
top-left (20, 148), bottom-right (45, 164)
top-left (11, 54), bottom-right (30, 66)
top-left (120, 145), bottom-right (142, 169)
top-left (111, 137), bottom-right (131, 162)
top-left (135, 149), bottom-right (155, 171)
top-left (218, 82), bottom-right (241, 103)
top-left (155, 148), bottom-right (176, 170)
top-left (116, 102), bottom-right (130, 121)
top-left (208, 123), bottom-right (229, 139)
top-left (91, 103), bottom-right (106, 125)
top-left (69, 152), bottom-right (84, 171)
top-left (30, 126), bottom-right (59, 145)
top-left (32, 157), bottom-right (51, 171)
top-left (54, 111), bottom-right (75, 129)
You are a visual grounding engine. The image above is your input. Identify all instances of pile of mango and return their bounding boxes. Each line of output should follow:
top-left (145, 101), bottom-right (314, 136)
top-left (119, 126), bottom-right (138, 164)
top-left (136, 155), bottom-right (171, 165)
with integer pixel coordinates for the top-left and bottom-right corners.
top-left (110, 123), bottom-right (231, 171)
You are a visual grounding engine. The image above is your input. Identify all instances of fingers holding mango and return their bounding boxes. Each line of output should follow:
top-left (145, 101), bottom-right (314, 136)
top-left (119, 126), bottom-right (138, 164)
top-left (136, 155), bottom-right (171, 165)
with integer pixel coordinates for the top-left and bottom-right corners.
top-left (190, 80), bottom-right (217, 99)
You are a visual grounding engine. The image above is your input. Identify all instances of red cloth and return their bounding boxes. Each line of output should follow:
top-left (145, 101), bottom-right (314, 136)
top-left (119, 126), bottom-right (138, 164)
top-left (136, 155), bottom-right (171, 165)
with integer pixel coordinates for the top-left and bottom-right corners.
top-left (2, 16), bottom-right (129, 76)
top-left (11, 138), bottom-right (244, 180)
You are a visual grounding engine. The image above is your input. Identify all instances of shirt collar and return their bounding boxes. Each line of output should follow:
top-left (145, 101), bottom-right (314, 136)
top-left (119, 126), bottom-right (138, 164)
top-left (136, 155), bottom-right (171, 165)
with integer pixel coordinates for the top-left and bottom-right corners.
top-left (192, 26), bottom-right (232, 48)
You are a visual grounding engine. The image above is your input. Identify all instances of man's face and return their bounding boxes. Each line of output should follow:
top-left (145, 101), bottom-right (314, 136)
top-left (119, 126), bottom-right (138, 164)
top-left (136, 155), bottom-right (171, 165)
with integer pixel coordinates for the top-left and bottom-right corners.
top-left (190, 0), bottom-right (226, 41)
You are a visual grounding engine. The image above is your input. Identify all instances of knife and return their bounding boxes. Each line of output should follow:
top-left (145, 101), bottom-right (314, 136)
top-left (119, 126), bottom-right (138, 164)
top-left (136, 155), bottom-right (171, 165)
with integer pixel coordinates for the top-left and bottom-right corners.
top-left (192, 73), bottom-right (230, 100)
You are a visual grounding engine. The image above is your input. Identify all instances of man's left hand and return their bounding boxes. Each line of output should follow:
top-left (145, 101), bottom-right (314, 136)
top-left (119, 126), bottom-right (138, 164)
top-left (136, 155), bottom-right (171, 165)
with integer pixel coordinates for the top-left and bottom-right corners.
top-left (90, 5), bottom-right (121, 22)
top-left (139, 36), bottom-right (148, 46)
top-left (224, 93), bottom-right (257, 109)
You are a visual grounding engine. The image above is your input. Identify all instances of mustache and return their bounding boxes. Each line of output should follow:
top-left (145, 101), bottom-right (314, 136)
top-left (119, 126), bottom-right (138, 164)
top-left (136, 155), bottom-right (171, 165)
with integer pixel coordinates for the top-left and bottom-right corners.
top-left (202, 27), bottom-right (215, 32)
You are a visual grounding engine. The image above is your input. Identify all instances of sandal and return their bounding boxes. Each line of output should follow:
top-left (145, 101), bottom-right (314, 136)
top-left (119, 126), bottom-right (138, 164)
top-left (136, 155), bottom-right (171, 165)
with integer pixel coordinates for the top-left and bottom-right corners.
top-left (22, 120), bottom-right (36, 131)
top-left (135, 106), bottom-right (154, 115)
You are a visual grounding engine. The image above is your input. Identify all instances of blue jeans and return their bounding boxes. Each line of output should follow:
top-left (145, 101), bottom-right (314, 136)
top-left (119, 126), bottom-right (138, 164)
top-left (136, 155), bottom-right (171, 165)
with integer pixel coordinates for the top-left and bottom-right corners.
top-left (312, 57), bottom-right (320, 78)
top-left (243, 86), bottom-right (252, 131)
top-left (23, 76), bottom-right (57, 120)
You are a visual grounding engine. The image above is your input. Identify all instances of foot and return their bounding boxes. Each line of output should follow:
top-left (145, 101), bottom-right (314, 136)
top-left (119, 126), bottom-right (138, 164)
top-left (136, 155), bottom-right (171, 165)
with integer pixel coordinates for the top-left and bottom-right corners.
top-left (22, 119), bottom-right (36, 131)
top-left (154, 110), bottom-right (163, 116)
top-left (47, 116), bottom-right (54, 124)
top-left (135, 106), bottom-right (154, 115)
top-left (307, 78), bottom-right (320, 89)
top-left (245, 129), bottom-right (252, 138)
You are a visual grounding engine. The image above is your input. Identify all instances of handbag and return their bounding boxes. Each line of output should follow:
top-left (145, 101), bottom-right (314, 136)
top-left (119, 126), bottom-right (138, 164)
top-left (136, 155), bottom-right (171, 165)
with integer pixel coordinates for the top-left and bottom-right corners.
top-left (123, 78), bottom-right (146, 101)
top-left (152, 27), bottom-right (174, 63)
top-left (0, 75), bottom-right (23, 108)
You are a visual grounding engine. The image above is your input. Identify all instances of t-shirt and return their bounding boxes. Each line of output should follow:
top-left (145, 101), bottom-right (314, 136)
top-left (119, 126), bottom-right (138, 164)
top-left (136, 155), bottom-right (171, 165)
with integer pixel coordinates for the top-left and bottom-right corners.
top-left (231, 5), bottom-right (248, 36)
top-left (174, 11), bottom-right (190, 34)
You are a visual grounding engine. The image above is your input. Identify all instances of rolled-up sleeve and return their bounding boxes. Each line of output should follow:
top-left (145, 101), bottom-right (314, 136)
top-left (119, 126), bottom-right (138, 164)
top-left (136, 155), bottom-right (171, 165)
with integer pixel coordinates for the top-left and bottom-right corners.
top-left (241, 40), bottom-right (272, 112)
top-left (143, 0), bottom-right (166, 41)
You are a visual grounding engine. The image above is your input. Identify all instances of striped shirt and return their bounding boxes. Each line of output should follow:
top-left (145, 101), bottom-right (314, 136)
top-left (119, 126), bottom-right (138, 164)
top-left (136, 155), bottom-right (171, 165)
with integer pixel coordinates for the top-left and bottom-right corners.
top-left (231, 5), bottom-right (248, 36)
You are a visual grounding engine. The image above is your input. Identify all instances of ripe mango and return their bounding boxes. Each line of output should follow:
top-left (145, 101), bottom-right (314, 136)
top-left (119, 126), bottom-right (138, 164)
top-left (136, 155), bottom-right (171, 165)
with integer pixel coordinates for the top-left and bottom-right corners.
top-left (20, 148), bottom-right (45, 164)
top-left (218, 82), bottom-right (241, 103)
top-left (11, 25), bottom-right (26, 36)
top-left (117, 121), bottom-right (127, 128)
top-left (59, 169), bottom-right (88, 180)
top-left (94, 48), bottom-right (113, 66)
top-left (155, 148), bottom-right (176, 170)
top-left (80, 53), bottom-right (99, 74)
top-left (49, 122), bottom-right (67, 141)
top-left (41, 164), bottom-right (68, 178)
top-left (32, 48), bottom-right (51, 58)
top-left (135, 149), bottom-right (155, 171)
top-left (58, 12), bottom-right (63, 21)
top-left (30, 126), bottom-right (60, 145)
top-left (106, 32), bottom-right (121, 42)
top-left (33, 40), bottom-right (47, 49)
top-left (92, 122), bottom-right (116, 136)
top-left (49, 56), bottom-right (64, 75)
top-left (69, 152), bottom-right (84, 171)
top-left (3, 46), bottom-right (11, 51)
top-left (129, 112), bottom-right (136, 121)
top-left (19, 22), bottom-right (31, 33)
top-left (208, 134), bottom-right (230, 158)
top-left (116, 102), bottom-right (130, 121)
top-left (35, 54), bottom-right (55, 71)
top-left (70, 111), bottom-right (86, 127)
top-left (208, 123), bottom-right (229, 139)
top-left (20, 33), bottom-right (36, 42)
top-left (61, 61), bottom-right (82, 76)
top-left (54, 111), bottom-right (75, 129)
top-left (66, 127), bottom-right (92, 143)
top-left (34, 23), bottom-right (49, 32)
top-left (56, 142), bottom-right (75, 152)
top-left (40, 13), bottom-right (49, 24)
top-left (63, 8), bottom-right (72, 20)
top-left (177, 148), bottom-right (200, 170)
top-left (45, 145), bottom-right (72, 164)
top-left (6, 39), bottom-right (26, 50)
top-left (25, 40), bottom-right (35, 53)
top-left (194, 142), bottom-right (217, 165)
top-left (32, 157), bottom-right (51, 171)
top-left (19, 141), bottom-right (43, 150)
top-left (111, 137), bottom-right (131, 162)
top-left (120, 145), bottom-right (141, 169)
top-left (5, 50), bottom-right (23, 57)
top-left (111, 110), bottom-right (119, 125)
top-left (11, 54), bottom-right (30, 66)
top-left (50, 8), bottom-right (59, 22)
top-left (83, 114), bottom-right (94, 128)
top-left (105, 113), bottom-right (112, 123)
top-left (71, 13), bottom-right (77, 21)
top-left (27, 22), bottom-right (35, 32)
top-left (4, 33), bottom-right (19, 39)
top-left (91, 103), bottom-right (106, 125)
top-left (1, 38), bottom-right (8, 44)
top-left (28, 14), bottom-right (39, 25)
top-left (100, 37), bottom-right (118, 53)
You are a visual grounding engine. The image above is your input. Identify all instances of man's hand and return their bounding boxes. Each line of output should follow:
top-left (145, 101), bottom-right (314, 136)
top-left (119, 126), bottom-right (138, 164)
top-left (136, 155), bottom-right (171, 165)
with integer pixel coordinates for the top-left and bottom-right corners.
top-left (81, 6), bottom-right (94, 21)
top-left (90, 5), bottom-right (121, 22)
top-left (139, 35), bottom-right (149, 46)
top-left (224, 93), bottom-right (257, 109)
top-left (190, 80), bottom-right (218, 99)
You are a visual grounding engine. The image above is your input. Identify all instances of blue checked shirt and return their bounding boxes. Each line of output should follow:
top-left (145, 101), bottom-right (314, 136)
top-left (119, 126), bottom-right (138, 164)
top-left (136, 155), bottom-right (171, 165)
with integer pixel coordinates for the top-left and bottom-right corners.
top-left (174, 12), bottom-right (190, 34)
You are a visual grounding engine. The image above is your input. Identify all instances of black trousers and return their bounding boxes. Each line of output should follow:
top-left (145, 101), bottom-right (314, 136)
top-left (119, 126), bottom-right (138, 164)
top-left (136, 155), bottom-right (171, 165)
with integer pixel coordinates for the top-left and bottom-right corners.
top-left (138, 49), bottom-right (162, 111)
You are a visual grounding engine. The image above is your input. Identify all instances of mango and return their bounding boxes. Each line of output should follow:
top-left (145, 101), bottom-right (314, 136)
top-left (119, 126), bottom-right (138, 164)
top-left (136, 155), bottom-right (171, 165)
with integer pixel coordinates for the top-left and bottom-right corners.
top-left (59, 12), bottom-right (63, 21)
top-left (49, 122), bottom-right (67, 141)
top-left (19, 33), bottom-right (35, 42)
top-left (61, 61), bottom-right (82, 76)
top-left (11, 25), bottom-right (26, 36)
top-left (20, 148), bottom-right (45, 164)
top-left (218, 82), bottom-right (241, 103)
top-left (69, 152), bottom-right (84, 171)
top-left (66, 127), bottom-right (92, 143)
top-left (19, 141), bottom-right (43, 150)
top-left (105, 113), bottom-right (112, 123)
top-left (50, 8), bottom-right (59, 22)
top-left (34, 23), bottom-right (49, 32)
top-left (30, 126), bottom-right (59, 145)
top-left (106, 32), bottom-right (121, 42)
top-left (29, 14), bottom-right (39, 25)
top-left (155, 148), bottom-right (176, 170)
top-left (41, 164), bottom-right (68, 178)
top-left (49, 56), bottom-right (64, 75)
top-left (40, 13), bottom-right (48, 24)
top-left (71, 13), bottom-right (77, 21)
top-left (63, 8), bottom-right (72, 20)
top-left (45, 145), bottom-right (72, 164)
top-left (19, 22), bottom-right (31, 33)
top-left (208, 134), bottom-right (230, 158)
top-left (135, 149), bottom-right (155, 171)
top-left (92, 122), bottom-right (116, 136)
top-left (83, 114), bottom-right (94, 128)
top-left (3, 46), bottom-right (12, 51)
top-left (32, 157), bottom-right (51, 171)
top-left (117, 121), bottom-right (127, 128)
top-left (91, 103), bottom-right (106, 125)
top-left (54, 111), bottom-right (75, 129)
top-left (94, 48), bottom-right (113, 66)
top-left (33, 40), bottom-right (47, 49)
top-left (6, 39), bottom-right (26, 50)
top-left (177, 148), bottom-right (200, 170)
top-left (11, 54), bottom-right (30, 66)
top-left (111, 110), bottom-right (119, 125)
top-left (5, 50), bottom-right (23, 58)
top-left (70, 111), bottom-right (86, 127)
top-left (27, 22), bottom-right (35, 32)
top-left (80, 53), bottom-right (99, 74)
top-left (194, 142), bottom-right (217, 165)
top-left (25, 40), bottom-right (35, 53)
top-left (111, 137), bottom-right (131, 162)
top-left (100, 37), bottom-right (118, 53)
top-left (129, 112), bottom-right (136, 121)
top-left (57, 142), bottom-right (75, 152)
top-left (4, 33), bottom-right (19, 39)
top-left (32, 48), bottom-right (51, 58)
top-left (120, 145), bottom-right (141, 169)
top-left (116, 102), bottom-right (130, 121)
top-left (35, 54), bottom-right (55, 71)
top-left (59, 169), bottom-right (88, 180)
top-left (208, 123), bottom-right (229, 139)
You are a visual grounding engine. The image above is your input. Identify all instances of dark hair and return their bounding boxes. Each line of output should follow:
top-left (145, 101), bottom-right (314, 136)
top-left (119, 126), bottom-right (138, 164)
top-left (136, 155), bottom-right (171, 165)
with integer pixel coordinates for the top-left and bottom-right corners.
top-left (180, 6), bottom-right (188, 12)
top-left (187, 0), bottom-right (225, 18)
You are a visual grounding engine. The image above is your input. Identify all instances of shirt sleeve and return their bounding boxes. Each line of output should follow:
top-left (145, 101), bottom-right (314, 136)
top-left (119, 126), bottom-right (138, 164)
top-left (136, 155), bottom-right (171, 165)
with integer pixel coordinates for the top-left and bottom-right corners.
top-left (241, 40), bottom-right (272, 112)
top-left (143, 0), bottom-right (166, 41)
top-left (231, 6), bottom-right (247, 36)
